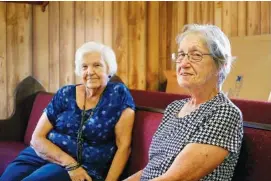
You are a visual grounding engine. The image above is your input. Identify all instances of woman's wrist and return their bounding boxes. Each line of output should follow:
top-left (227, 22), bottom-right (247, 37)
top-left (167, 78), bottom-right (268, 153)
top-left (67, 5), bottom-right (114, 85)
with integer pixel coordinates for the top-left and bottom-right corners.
top-left (64, 162), bottom-right (81, 171)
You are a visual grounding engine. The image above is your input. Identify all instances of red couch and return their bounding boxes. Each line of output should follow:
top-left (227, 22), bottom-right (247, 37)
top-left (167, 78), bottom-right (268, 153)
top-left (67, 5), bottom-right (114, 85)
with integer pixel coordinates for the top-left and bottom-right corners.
top-left (0, 76), bottom-right (271, 181)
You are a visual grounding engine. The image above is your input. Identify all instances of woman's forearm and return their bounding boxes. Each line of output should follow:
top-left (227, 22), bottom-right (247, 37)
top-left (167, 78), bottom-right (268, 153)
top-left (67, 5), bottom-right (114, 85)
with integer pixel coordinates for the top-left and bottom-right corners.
top-left (31, 137), bottom-right (76, 166)
top-left (105, 146), bottom-right (131, 181)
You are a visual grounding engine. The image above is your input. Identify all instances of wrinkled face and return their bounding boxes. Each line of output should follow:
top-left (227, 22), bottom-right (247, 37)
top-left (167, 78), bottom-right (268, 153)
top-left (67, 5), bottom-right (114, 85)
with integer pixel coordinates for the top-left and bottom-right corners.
top-left (81, 52), bottom-right (109, 89)
top-left (176, 33), bottom-right (219, 90)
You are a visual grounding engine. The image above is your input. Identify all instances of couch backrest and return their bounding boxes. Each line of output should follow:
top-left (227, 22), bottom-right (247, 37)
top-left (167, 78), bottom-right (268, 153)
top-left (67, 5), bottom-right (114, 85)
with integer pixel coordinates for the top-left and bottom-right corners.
top-left (24, 92), bottom-right (53, 145)
top-left (130, 89), bottom-right (271, 124)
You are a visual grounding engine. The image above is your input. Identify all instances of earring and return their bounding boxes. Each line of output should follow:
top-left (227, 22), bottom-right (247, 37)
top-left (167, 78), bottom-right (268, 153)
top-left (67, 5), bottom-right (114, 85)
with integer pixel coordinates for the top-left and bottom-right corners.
top-left (108, 75), bottom-right (112, 78)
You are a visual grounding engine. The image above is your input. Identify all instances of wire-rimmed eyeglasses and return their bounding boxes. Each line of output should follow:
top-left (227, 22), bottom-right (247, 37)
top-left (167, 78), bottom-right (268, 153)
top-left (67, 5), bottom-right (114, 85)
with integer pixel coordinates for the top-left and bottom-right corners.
top-left (171, 51), bottom-right (212, 63)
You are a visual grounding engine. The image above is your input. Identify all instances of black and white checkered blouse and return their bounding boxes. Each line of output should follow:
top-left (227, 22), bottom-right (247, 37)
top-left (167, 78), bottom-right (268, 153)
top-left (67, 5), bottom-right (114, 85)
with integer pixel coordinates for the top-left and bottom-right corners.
top-left (141, 92), bottom-right (243, 181)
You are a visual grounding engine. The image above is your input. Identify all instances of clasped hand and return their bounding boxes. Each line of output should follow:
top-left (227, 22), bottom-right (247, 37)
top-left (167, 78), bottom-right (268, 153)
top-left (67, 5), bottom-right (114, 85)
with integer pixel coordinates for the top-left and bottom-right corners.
top-left (68, 166), bottom-right (92, 181)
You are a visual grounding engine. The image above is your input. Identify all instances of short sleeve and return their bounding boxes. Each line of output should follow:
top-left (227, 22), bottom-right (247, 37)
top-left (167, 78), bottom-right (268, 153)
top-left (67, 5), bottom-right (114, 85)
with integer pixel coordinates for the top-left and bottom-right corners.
top-left (44, 86), bottom-right (68, 126)
top-left (188, 104), bottom-right (243, 153)
top-left (119, 84), bottom-right (135, 112)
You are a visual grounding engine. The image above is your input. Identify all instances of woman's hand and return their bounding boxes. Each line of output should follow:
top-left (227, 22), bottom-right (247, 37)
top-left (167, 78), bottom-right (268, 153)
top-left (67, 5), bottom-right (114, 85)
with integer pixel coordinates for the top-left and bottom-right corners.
top-left (68, 167), bottom-right (92, 181)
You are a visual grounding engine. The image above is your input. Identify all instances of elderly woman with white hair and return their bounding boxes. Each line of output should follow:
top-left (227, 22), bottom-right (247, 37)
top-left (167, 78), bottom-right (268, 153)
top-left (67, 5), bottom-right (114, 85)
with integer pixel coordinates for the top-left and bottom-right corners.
top-left (126, 24), bottom-right (243, 181)
top-left (1, 42), bottom-right (135, 181)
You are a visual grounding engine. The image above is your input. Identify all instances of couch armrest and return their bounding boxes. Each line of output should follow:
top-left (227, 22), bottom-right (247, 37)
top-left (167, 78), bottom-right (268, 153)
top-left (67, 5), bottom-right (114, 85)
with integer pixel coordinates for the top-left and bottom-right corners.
top-left (0, 76), bottom-right (45, 141)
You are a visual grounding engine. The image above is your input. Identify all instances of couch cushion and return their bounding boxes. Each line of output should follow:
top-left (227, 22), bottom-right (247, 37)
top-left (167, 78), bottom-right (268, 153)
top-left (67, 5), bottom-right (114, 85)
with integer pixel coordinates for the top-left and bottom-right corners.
top-left (233, 127), bottom-right (271, 181)
top-left (0, 141), bottom-right (27, 175)
top-left (126, 110), bottom-right (163, 176)
top-left (24, 92), bottom-right (53, 145)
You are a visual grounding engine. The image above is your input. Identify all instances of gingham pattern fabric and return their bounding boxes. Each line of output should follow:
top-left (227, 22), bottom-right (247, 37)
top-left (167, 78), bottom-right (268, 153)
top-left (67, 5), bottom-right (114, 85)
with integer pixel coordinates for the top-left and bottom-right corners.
top-left (141, 92), bottom-right (243, 181)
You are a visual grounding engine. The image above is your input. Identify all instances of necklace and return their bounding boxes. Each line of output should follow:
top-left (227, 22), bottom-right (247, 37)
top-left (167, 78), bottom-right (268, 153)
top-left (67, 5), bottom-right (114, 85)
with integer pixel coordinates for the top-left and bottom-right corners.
top-left (76, 86), bottom-right (105, 164)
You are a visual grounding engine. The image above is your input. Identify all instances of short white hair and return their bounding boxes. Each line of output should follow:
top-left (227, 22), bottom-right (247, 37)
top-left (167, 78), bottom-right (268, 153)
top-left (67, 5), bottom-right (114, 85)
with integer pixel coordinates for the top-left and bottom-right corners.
top-left (176, 24), bottom-right (235, 87)
top-left (75, 41), bottom-right (117, 77)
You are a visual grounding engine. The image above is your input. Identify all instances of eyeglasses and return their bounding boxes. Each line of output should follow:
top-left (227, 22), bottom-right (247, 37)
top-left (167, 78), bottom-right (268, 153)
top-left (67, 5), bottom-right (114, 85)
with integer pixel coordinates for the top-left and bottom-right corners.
top-left (171, 51), bottom-right (212, 63)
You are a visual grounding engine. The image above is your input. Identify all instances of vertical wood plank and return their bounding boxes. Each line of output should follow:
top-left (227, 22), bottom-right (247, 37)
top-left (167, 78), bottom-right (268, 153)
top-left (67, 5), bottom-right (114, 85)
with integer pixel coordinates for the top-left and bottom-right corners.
top-left (159, 2), bottom-right (168, 84)
top-left (93, 1), bottom-right (104, 43)
top-left (128, 2), bottom-right (146, 90)
top-left (0, 2), bottom-right (7, 118)
top-left (75, 1), bottom-right (85, 84)
top-left (222, 2), bottom-right (232, 36)
top-left (195, 2), bottom-right (202, 23)
top-left (59, 2), bottom-right (75, 86)
top-left (85, 2), bottom-right (93, 42)
top-left (231, 2), bottom-right (238, 37)
top-left (187, 2), bottom-right (196, 24)
top-left (104, 1), bottom-right (112, 47)
top-left (214, 1), bottom-right (222, 29)
top-left (209, 2), bottom-right (214, 24)
top-left (49, 2), bottom-right (60, 92)
top-left (247, 1), bottom-right (261, 35)
top-left (112, 2), bottom-right (129, 85)
top-left (237, 1), bottom-right (247, 36)
top-left (260, 1), bottom-right (270, 34)
top-left (201, 2), bottom-right (210, 24)
top-left (33, 5), bottom-right (49, 90)
top-left (7, 3), bottom-right (32, 115)
top-left (166, 2), bottom-right (173, 70)
top-left (146, 1), bottom-right (159, 91)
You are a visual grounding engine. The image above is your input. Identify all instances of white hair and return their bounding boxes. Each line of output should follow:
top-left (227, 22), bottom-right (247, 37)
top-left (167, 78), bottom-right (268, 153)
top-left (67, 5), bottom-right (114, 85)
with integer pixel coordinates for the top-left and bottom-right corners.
top-left (176, 24), bottom-right (235, 87)
top-left (75, 41), bottom-right (117, 77)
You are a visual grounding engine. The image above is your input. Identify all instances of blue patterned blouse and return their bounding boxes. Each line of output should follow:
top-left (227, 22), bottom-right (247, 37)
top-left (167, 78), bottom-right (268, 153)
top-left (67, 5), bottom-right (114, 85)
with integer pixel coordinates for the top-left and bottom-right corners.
top-left (44, 82), bottom-right (135, 181)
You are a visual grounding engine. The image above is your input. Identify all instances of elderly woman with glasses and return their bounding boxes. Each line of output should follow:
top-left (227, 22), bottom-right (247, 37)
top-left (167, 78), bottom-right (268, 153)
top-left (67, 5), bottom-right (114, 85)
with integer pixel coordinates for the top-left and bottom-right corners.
top-left (126, 24), bottom-right (243, 181)
top-left (1, 42), bottom-right (135, 181)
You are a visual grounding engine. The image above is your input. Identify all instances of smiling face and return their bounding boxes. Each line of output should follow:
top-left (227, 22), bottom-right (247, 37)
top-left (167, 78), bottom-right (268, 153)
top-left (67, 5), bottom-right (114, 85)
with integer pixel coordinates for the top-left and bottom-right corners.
top-left (176, 33), bottom-right (219, 91)
top-left (81, 52), bottom-right (109, 89)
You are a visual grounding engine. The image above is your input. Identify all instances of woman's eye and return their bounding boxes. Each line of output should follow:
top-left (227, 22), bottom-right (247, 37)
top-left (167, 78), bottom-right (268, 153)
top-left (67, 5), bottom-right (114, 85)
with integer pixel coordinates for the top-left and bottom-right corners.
top-left (82, 65), bottom-right (87, 69)
top-left (94, 64), bottom-right (102, 67)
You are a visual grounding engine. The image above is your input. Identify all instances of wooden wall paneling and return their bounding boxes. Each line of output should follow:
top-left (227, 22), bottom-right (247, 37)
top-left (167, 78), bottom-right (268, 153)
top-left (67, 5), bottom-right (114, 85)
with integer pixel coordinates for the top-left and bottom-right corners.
top-left (222, 2), bottom-right (232, 36)
top-left (85, 2), bottom-right (94, 42)
top-left (166, 2), bottom-right (173, 70)
top-left (93, 1), bottom-right (104, 43)
top-left (48, 2), bottom-right (60, 92)
top-left (195, 2), bottom-right (202, 23)
top-left (231, 2), bottom-right (238, 37)
top-left (7, 3), bottom-right (32, 116)
top-left (201, 2), bottom-right (210, 24)
top-left (159, 2), bottom-right (168, 84)
top-left (187, 2), bottom-right (196, 24)
top-left (75, 1), bottom-right (85, 84)
top-left (33, 5), bottom-right (49, 90)
top-left (0, 2), bottom-right (7, 118)
top-left (128, 2), bottom-right (146, 90)
top-left (209, 2), bottom-right (214, 24)
top-left (104, 2), bottom-right (112, 47)
top-left (214, 1), bottom-right (222, 29)
top-left (146, 1), bottom-right (159, 91)
top-left (176, 1), bottom-right (186, 33)
top-left (237, 1), bottom-right (247, 36)
top-left (59, 2), bottom-right (75, 86)
top-left (112, 2), bottom-right (129, 85)
top-left (260, 1), bottom-right (270, 34)
top-left (247, 1), bottom-right (261, 36)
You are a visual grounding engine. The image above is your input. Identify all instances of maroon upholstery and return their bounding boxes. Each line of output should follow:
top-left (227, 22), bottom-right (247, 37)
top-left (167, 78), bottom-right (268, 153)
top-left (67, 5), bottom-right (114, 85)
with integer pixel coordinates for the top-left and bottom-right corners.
top-left (126, 110), bottom-right (163, 176)
top-left (233, 127), bottom-right (271, 181)
top-left (130, 89), bottom-right (189, 109)
top-left (131, 89), bottom-right (271, 124)
top-left (24, 93), bottom-right (53, 145)
top-left (0, 141), bottom-right (27, 174)
top-left (232, 99), bottom-right (271, 124)
top-left (1, 89), bottom-right (271, 180)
